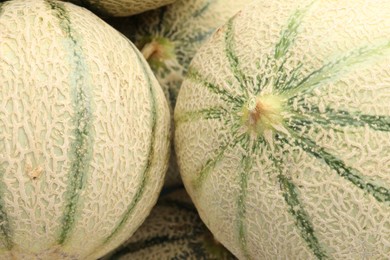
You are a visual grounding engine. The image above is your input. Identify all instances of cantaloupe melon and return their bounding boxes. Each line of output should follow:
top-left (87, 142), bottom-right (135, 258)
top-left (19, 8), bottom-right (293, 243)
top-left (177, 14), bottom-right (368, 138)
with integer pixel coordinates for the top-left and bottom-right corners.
top-left (64, 0), bottom-right (177, 17)
top-left (0, 0), bottom-right (170, 259)
top-left (108, 0), bottom-right (251, 188)
top-left (102, 188), bottom-right (236, 260)
top-left (174, 0), bottom-right (390, 258)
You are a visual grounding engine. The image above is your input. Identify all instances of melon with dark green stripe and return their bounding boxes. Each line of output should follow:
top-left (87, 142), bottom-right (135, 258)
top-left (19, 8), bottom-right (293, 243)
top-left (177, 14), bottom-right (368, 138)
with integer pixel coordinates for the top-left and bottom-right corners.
top-left (102, 188), bottom-right (236, 260)
top-left (174, 0), bottom-right (390, 258)
top-left (0, 0), bottom-right (170, 259)
top-left (108, 0), bottom-right (251, 188)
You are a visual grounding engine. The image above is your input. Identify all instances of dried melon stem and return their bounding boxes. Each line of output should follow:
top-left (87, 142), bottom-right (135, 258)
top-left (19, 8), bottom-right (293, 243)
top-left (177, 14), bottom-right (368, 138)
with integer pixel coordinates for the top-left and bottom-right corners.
top-left (241, 94), bottom-right (285, 136)
top-left (140, 37), bottom-right (175, 69)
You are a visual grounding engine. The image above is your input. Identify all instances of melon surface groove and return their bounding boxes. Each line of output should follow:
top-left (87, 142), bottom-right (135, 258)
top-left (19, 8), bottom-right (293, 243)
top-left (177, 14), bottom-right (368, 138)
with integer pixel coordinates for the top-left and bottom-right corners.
top-left (102, 188), bottom-right (236, 260)
top-left (116, 0), bottom-right (251, 187)
top-left (174, 0), bottom-right (390, 259)
top-left (0, 0), bottom-right (170, 259)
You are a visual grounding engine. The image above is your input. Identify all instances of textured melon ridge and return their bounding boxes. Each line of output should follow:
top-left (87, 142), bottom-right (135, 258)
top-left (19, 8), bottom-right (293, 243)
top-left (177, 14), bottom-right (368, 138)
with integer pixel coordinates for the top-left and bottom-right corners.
top-left (45, 0), bottom-right (95, 246)
top-left (275, 158), bottom-right (326, 259)
top-left (176, 1), bottom-right (390, 258)
top-left (85, 39), bottom-right (166, 259)
top-left (0, 4), bottom-right (13, 252)
top-left (100, 41), bottom-right (159, 246)
top-left (235, 155), bottom-right (251, 259)
top-left (288, 105), bottom-right (390, 132)
top-left (0, 1), bottom-right (18, 253)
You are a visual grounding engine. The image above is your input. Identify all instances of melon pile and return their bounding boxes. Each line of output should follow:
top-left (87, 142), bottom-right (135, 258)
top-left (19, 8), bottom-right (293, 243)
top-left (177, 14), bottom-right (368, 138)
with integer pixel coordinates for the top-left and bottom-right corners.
top-left (0, 0), bottom-right (389, 259)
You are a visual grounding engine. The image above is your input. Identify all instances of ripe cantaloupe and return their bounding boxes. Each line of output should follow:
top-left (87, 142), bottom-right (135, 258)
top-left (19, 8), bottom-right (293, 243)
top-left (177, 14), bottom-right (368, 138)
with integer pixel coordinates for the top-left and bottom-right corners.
top-left (0, 0), bottom-right (170, 259)
top-left (174, 0), bottom-right (390, 258)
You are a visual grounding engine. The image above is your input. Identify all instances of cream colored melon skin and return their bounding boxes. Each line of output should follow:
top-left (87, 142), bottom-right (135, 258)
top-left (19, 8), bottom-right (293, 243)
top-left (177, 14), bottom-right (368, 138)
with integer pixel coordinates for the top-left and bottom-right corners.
top-left (66, 0), bottom-right (177, 17)
top-left (0, 0), bottom-right (170, 259)
top-left (175, 0), bottom-right (390, 259)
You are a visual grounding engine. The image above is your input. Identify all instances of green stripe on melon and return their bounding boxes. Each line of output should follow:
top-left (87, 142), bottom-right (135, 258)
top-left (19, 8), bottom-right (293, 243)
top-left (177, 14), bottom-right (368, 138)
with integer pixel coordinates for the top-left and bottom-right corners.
top-left (276, 168), bottom-right (326, 259)
top-left (98, 42), bottom-right (160, 248)
top-left (46, 1), bottom-right (95, 245)
top-left (0, 0), bottom-right (170, 259)
top-left (174, 0), bottom-right (390, 259)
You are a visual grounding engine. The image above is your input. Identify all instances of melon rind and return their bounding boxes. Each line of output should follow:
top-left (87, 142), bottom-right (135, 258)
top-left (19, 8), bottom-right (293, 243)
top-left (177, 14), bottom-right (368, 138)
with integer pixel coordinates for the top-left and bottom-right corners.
top-left (0, 1), bottom-right (170, 259)
top-left (174, 0), bottom-right (390, 259)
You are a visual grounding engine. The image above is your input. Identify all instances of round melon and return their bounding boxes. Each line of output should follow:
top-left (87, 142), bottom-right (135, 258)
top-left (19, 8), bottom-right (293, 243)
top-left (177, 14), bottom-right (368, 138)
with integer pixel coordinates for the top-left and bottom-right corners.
top-left (174, 0), bottom-right (390, 258)
top-left (65, 0), bottom-right (177, 17)
top-left (108, 0), bottom-right (252, 188)
top-left (0, 0), bottom-right (170, 259)
top-left (102, 188), bottom-right (236, 260)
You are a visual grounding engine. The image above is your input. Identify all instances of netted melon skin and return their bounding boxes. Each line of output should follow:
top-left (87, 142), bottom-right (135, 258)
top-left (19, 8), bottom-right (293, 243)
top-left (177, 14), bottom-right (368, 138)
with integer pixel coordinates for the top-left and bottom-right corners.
top-left (129, 0), bottom-right (253, 111)
top-left (114, 0), bottom-right (252, 188)
top-left (65, 0), bottom-right (177, 17)
top-left (175, 0), bottom-right (390, 259)
top-left (102, 188), bottom-right (236, 260)
top-left (0, 0), bottom-right (170, 259)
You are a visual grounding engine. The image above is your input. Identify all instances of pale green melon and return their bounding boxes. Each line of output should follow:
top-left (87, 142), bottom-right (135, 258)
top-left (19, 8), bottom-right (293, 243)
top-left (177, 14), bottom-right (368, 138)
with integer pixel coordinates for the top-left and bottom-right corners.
top-left (0, 0), bottom-right (170, 259)
top-left (174, 0), bottom-right (390, 259)
top-left (108, 0), bottom-right (252, 188)
top-left (64, 0), bottom-right (177, 17)
top-left (102, 188), bottom-right (236, 260)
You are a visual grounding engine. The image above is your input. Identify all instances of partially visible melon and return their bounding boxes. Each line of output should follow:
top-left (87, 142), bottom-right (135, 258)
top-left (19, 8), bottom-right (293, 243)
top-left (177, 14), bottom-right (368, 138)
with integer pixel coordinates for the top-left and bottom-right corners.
top-left (64, 0), bottom-right (177, 17)
top-left (108, 0), bottom-right (252, 188)
top-left (102, 188), bottom-right (236, 260)
top-left (0, 0), bottom-right (170, 259)
top-left (129, 0), bottom-right (252, 110)
top-left (174, 0), bottom-right (390, 258)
